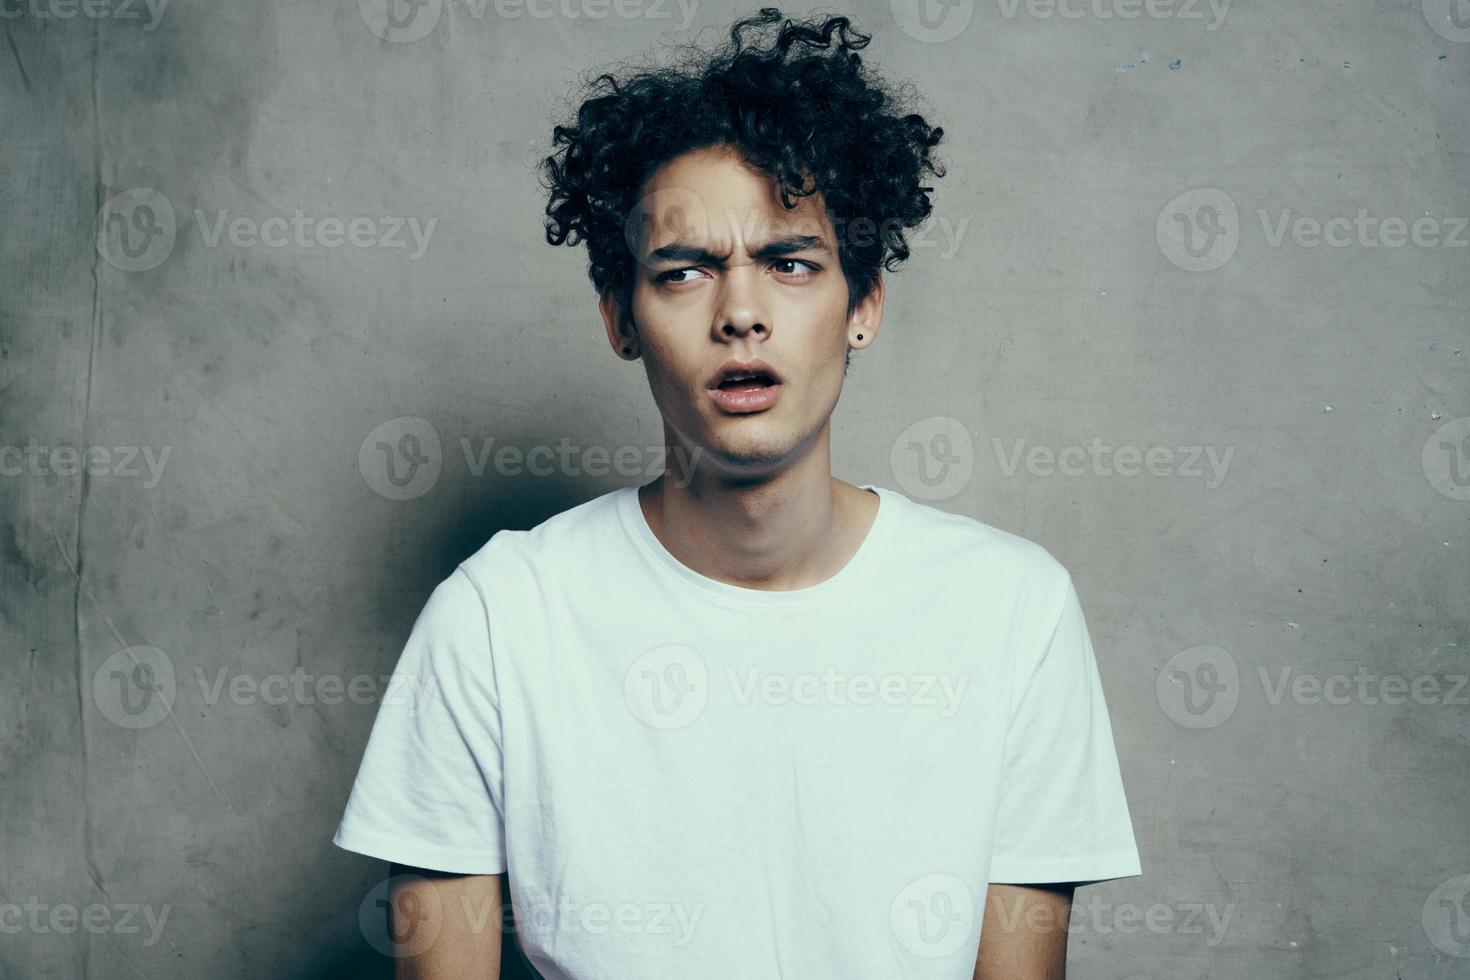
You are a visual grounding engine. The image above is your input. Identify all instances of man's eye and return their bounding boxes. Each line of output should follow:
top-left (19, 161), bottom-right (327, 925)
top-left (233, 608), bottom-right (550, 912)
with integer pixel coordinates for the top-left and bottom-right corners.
top-left (774, 259), bottom-right (818, 277)
top-left (657, 261), bottom-right (817, 283)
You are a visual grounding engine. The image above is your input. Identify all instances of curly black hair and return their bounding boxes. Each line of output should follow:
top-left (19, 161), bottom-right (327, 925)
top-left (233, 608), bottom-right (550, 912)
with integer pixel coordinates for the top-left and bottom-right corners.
top-left (539, 6), bottom-right (946, 319)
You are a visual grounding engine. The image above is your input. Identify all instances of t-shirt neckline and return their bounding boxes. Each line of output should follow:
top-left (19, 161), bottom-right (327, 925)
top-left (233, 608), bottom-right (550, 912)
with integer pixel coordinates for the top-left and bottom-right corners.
top-left (616, 482), bottom-right (898, 608)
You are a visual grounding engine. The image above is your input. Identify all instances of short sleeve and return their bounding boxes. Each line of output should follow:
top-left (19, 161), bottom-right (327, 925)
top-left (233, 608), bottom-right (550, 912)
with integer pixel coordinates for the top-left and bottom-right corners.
top-left (987, 573), bottom-right (1142, 885)
top-left (332, 566), bottom-right (507, 874)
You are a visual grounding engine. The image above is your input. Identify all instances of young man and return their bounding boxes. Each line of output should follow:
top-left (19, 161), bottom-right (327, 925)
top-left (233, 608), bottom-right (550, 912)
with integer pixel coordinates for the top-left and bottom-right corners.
top-left (333, 8), bottom-right (1141, 978)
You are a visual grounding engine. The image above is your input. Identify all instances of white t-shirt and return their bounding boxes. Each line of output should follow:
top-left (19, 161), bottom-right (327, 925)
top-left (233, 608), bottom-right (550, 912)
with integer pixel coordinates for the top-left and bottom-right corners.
top-left (333, 483), bottom-right (1142, 978)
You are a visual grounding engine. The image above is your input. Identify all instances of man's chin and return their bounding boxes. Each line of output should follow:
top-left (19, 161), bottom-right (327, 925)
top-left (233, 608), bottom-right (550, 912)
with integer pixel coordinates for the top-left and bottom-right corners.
top-left (670, 437), bottom-right (796, 482)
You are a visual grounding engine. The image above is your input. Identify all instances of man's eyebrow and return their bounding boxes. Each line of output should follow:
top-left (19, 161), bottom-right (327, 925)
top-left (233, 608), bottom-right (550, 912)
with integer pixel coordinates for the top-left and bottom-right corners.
top-left (645, 234), bottom-right (833, 264)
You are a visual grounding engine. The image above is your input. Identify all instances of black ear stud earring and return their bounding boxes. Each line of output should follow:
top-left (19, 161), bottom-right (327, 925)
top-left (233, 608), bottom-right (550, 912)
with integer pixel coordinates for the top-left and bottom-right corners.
top-left (856, 333), bottom-right (863, 340)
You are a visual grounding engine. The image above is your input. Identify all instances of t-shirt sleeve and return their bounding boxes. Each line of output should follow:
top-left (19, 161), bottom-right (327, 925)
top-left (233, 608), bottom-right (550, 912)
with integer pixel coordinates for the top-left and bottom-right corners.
top-left (987, 571), bottom-right (1142, 885)
top-left (331, 566), bottom-right (508, 874)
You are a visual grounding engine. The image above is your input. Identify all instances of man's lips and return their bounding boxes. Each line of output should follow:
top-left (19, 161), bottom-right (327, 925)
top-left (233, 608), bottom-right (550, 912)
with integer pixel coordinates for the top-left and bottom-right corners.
top-left (708, 380), bottom-right (783, 414)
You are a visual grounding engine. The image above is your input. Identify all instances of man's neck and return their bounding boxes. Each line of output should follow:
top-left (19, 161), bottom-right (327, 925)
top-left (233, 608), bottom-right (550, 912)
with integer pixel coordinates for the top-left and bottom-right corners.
top-left (637, 472), bottom-right (879, 592)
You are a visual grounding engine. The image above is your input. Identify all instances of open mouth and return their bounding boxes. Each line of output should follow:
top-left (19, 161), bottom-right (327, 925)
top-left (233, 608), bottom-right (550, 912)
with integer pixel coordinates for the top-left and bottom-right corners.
top-left (716, 373), bottom-right (778, 391)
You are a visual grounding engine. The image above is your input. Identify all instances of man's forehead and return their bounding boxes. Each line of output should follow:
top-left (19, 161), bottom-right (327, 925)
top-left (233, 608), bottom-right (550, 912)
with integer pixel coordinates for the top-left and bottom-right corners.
top-left (635, 193), bottom-right (834, 251)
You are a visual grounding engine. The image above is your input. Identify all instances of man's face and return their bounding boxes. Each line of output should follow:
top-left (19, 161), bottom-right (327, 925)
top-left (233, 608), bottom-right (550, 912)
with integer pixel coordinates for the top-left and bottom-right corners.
top-left (601, 143), bottom-right (882, 482)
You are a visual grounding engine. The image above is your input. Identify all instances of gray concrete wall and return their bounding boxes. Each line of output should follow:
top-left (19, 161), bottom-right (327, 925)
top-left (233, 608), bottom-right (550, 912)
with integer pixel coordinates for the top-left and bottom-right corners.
top-left (3, 1), bottom-right (1467, 977)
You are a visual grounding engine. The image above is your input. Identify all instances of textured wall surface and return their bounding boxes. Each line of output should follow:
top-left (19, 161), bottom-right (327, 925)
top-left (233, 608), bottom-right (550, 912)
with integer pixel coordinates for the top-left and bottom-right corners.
top-left (3, 1), bottom-right (1467, 977)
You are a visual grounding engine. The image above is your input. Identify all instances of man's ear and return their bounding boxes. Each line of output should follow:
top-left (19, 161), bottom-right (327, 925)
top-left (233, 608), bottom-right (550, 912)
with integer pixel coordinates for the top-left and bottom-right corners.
top-left (848, 273), bottom-right (884, 349)
top-left (599, 287), bottom-right (638, 359)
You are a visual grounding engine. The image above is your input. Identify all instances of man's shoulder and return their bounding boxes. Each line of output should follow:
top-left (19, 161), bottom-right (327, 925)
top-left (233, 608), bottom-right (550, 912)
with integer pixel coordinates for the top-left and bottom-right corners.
top-left (888, 489), bottom-right (1072, 595)
top-left (453, 484), bottom-right (627, 590)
